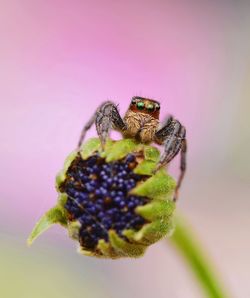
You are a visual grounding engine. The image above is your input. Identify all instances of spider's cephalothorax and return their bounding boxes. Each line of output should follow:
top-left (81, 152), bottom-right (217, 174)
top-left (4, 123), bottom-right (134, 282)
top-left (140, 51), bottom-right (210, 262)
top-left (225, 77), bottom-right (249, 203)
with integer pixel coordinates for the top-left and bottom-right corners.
top-left (123, 97), bottom-right (160, 143)
top-left (78, 96), bottom-right (187, 201)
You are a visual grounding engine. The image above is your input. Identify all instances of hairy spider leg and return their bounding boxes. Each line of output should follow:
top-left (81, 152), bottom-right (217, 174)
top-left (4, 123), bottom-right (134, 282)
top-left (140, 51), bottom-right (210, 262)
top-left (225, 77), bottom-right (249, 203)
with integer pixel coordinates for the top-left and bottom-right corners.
top-left (77, 101), bottom-right (126, 149)
top-left (77, 113), bottom-right (96, 149)
top-left (174, 138), bottom-right (187, 201)
top-left (154, 119), bottom-right (187, 201)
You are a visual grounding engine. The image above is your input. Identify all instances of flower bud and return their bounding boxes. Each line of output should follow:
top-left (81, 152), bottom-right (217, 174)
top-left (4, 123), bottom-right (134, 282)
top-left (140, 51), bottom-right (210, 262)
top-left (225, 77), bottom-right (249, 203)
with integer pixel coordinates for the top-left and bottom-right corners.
top-left (28, 138), bottom-right (176, 258)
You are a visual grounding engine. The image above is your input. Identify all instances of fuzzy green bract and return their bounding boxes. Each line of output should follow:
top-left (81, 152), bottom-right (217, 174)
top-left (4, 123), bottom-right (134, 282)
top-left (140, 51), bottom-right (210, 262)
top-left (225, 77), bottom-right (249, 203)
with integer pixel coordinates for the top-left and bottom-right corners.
top-left (28, 138), bottom-right (176, 259)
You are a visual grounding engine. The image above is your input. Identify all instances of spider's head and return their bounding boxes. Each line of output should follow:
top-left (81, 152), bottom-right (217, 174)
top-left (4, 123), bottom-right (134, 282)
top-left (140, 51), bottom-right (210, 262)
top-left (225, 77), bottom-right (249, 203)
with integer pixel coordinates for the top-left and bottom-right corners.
top-left (129, 96), bottom-right (161, 119)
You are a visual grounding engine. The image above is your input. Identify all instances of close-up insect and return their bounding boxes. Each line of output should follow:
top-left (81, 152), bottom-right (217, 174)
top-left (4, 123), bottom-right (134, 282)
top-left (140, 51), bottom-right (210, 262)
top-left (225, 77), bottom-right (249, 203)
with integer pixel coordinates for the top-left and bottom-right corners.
top-left (77, 96), bottom-right (187, 201)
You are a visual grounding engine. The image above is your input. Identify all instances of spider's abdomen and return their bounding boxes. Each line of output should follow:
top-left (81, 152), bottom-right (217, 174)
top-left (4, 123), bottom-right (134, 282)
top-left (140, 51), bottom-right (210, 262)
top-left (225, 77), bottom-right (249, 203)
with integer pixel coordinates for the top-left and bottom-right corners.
top-left (123, 111), bottom-right (159, 144)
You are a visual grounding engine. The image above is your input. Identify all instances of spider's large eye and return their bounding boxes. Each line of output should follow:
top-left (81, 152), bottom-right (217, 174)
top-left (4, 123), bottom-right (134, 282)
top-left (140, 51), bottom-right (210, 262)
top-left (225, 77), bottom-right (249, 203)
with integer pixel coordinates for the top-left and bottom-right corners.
top-left (146, 104), bottom-right (155, 112)
top-left (137, 102), bottom-right (145, 110)
top-left (131, 98), bottom-right (137, 105)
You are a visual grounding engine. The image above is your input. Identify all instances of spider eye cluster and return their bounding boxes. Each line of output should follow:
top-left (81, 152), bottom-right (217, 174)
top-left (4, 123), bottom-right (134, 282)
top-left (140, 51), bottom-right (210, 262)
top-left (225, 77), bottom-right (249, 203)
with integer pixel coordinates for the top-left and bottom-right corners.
top-left (131, 98), bottom-right (160, 113)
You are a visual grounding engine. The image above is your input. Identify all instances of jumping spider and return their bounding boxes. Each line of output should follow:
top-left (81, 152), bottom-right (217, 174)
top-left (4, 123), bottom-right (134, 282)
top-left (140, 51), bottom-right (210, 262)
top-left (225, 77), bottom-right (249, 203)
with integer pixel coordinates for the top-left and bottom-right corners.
top-left (78, 96), bottom-right (187, 201)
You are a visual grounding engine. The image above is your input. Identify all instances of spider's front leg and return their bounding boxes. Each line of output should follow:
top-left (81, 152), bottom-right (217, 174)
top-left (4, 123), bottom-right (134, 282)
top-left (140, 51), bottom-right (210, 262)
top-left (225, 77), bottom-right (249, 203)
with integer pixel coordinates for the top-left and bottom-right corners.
top-left (154, 117), bottom-right (187, 201)
top-left (77, 101), bottom-right (126, 149)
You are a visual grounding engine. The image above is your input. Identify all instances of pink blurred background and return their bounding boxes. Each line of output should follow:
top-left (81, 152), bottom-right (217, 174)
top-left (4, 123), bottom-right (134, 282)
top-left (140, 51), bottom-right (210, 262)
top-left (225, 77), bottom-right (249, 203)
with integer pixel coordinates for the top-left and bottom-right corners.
top-left (1, 1), bottom-right (249, 297)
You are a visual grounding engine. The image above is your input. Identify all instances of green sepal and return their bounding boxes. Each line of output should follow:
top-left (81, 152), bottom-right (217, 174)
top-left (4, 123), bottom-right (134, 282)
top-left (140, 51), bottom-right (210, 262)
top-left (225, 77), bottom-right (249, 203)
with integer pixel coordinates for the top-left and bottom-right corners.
top-left (27, 205), bottom-right (67, 246)
top-left (134, 160), bottom-right (157, 175)
top-left (57, 193), bottom-right (68, 207)
top-left (55, 151), bottom-right (78, 190)
top-left (67, 220), bottom-right (81, 240)
top-left (104, 139), bottom-right (141, 162)
top-left (98, 138), bottom-right (114, 158)
top-left (78, 242), bottom-right (116, 259)
top-left (79, 138), bottom-right (101, 159)
top-left (109, 230), bottom-right (146, 258)
top-left (96, 239), bottom-right (120, 259)
top-left (133, 145), bottom-right (161, 175)
top-left (143, 145), bottom-right (160, 162)
top-left (135, 199), bottom-right (175, 221)
top-left (131, 169), bottom-right (176, 200)
top-left (133, 219), bottom-right (175, 245)
top-left (78, 247), bottom-right (97, 258)
top-left (131, 145), bottom-right (160, 176)
top-left (122, 229), bottom-right (137, 241)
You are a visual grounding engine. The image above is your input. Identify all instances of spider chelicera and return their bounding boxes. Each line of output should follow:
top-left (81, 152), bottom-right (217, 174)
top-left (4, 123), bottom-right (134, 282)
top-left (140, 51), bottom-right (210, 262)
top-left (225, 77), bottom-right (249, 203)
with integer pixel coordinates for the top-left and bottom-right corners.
top-left (77, 96), bottom-right (187, 201)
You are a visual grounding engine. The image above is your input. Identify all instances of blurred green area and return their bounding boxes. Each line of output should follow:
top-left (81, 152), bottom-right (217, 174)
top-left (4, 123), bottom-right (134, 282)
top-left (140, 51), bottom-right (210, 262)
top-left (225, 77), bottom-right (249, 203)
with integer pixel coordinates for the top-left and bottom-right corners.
top-left (0, 235), bottom-right (102, 298)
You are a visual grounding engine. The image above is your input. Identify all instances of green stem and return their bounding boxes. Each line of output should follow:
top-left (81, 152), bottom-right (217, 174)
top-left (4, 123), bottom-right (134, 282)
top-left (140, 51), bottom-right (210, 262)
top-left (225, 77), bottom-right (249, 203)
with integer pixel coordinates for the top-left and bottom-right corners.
top-left (169, 216), bottom-right (229, 298)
